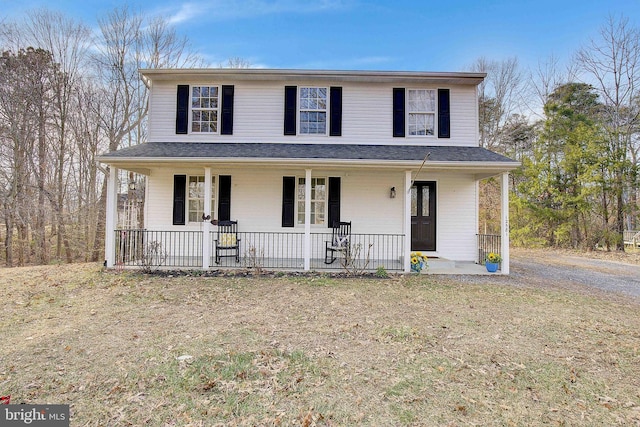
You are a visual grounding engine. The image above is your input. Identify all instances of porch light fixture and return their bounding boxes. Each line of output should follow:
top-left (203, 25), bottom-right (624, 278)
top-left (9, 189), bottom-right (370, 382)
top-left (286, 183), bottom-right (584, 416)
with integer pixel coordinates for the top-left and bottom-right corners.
top-left (390, 187), bottom-right (396, 199)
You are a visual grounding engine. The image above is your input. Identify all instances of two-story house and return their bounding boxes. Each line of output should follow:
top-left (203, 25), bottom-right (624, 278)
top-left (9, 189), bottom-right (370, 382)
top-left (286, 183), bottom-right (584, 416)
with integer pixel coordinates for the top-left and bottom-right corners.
top-left (98, 69), bottom-right (519, 273)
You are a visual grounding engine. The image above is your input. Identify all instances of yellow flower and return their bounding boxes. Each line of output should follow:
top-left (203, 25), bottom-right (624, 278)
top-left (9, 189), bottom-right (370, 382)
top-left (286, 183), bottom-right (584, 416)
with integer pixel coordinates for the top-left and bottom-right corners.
top-left (411, 257), bottom-right (419, 265)
top-left (486, 252), bottom-right (502, 263)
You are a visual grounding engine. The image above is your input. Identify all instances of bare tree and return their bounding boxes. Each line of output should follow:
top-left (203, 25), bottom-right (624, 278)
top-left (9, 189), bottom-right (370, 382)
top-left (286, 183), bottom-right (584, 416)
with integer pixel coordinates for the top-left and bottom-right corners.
top-left (0, 48), bottom-right (53, 266)
top-left (219, 56), bottom-right (252, 68)
top-left (471, 57), bottom-right (525, 234)
top-left (525, 54), bottom-right (578, 120)
top-left (24, 9), bottom-right (92, 263)
top-left (91, 6), bottom-right (205, 261)
top-left (471, 56), bottom-right (524, 151)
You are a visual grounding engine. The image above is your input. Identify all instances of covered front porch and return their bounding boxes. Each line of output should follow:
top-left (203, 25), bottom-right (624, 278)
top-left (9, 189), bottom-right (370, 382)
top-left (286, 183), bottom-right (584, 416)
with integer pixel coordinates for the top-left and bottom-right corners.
top-left (99, 143), bottom-right (519, 274)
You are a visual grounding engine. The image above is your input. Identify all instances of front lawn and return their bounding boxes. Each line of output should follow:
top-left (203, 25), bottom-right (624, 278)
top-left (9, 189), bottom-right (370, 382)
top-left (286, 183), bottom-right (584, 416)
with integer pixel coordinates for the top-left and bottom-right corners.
top-left (1, 263), bottom-right (639, 425)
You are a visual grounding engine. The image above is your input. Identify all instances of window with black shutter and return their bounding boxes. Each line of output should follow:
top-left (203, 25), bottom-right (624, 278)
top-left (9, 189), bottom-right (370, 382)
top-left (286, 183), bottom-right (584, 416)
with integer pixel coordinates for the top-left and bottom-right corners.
top-left (221, 85), bottom-right (234, 135)
top-left (172, 175), bottom-right (186, 225)
top-left (329, 86), bottom-right (342, 136)
top-left (327, 177), bottom-right (341, 227)
top-left (393, 88), bottom-right (405, 137)
top-left (282, 176), bottom-right (295, 227)
top-left (438, 88), bottom-right (450, 138)
top-left (284, 86), bottom-right (297, 135)
top-left (176, 85), bottom-right (189, 134)
top-left (218, 175), bottom-right (231, 221)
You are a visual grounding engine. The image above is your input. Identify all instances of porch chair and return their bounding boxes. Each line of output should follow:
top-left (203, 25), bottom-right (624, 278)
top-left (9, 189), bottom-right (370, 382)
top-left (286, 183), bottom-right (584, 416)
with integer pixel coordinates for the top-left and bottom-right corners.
top-left (324, 221), bottom-right (351, 264)
top-left (215, 220), bottom-right (241, 263)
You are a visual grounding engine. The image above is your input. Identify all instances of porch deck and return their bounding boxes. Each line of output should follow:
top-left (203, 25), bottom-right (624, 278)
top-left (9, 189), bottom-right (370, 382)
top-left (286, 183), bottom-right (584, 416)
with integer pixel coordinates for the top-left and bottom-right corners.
top-left (113, 229), bottom-right (501, 275)
top-left (115, 229), bottom-right (406, 272)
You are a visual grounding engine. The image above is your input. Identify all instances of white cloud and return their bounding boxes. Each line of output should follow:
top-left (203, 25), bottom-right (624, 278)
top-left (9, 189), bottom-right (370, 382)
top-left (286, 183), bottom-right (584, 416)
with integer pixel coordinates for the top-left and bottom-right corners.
top-left (164, 0), bottom-right (351, 25)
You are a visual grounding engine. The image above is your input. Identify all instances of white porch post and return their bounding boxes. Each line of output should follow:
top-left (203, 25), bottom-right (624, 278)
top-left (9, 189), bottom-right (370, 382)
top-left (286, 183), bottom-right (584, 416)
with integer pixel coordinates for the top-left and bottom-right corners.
top-left (304, 169), bottom-right (312, 271)
top-left (501, 172), bottom-right (510, 274)
top-left (202, 167), bottom-right (212, 269)
top-left (404, 170), bottom-right (412, 273)
top-left (105, 167), bottom-right (118, 267)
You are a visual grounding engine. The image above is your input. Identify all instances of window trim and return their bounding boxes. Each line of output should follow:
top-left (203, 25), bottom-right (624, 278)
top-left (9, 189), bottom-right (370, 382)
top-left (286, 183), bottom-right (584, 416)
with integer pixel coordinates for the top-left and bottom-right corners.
top-left (190, 85), bottom-right (220, 134)
top-left (407, 88), bottom-right (437, 137)
top-left (298, 87), bottom-right (329, 136)
top-left (296, 176), bottom-right (327, 226)
top-left (187, 175), bottom-right (217, 223)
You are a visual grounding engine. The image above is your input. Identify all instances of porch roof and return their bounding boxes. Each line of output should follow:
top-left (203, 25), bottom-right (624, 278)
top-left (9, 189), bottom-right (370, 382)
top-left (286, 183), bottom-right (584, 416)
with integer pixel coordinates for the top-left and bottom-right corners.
top-left (98, 142), bottom-right (520, 178)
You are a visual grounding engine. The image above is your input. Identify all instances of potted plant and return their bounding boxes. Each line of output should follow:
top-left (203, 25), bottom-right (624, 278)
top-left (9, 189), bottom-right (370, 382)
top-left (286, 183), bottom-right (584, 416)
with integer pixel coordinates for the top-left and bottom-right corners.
top-left (410, 252), bottom-right (428, 273)
top-left (485, 252), bottom-right (502, 272)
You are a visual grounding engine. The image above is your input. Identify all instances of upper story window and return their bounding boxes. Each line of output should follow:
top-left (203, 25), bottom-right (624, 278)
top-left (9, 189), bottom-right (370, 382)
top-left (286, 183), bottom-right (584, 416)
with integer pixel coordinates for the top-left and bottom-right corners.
top-left (188, 175), bottom-right (216, 222)
top-left (299, 87), bottom-right (327, 135)
top-left (191, 86), bottom-right (219, 133)
top-left (407, 89), bottom-right (436, 136)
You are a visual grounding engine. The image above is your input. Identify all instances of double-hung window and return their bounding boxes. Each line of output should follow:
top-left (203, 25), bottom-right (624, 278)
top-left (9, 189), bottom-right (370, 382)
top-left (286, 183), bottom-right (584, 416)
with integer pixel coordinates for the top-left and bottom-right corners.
top-left (188, 175), bottom-right (216, 222)
top-left (299, 87), bottom-right (327, 135)
top-left (297, 177), bottom-right (326, 225)
top-left (408, 89), bottom-right (436, 136)
top-left (191, 86), bottom-right (219, 133)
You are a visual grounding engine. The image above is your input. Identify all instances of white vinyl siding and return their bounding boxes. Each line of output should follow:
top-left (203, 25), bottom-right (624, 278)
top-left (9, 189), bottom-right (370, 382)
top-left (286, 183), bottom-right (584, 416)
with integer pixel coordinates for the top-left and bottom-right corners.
top-left (147, 81), bottom-right (478, 147)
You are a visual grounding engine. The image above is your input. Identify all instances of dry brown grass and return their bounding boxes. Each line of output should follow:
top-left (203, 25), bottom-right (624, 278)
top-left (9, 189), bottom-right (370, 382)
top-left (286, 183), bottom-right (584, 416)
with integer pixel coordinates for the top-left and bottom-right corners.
top-left (1, 263), bottom-right (639, 426)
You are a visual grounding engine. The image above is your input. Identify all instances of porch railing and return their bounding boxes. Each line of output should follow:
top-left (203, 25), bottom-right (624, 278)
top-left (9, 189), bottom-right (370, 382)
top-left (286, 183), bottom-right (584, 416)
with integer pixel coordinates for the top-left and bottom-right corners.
top-left (211, 231), bottom-right (305, 270)
top-left (477, 233), bottom-right (501, 265)
top-left (624, 230), bottom-right (640, 247)
top-left (115, 229), bottom-right (404, 271)
top-left (115, 229), bottom-right (203, 268)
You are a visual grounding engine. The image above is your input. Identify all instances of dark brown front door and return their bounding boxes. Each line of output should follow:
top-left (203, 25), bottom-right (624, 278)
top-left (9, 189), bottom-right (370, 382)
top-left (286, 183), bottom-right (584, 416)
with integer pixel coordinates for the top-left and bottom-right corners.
top-left (411, 181), bottom-right (436, 251)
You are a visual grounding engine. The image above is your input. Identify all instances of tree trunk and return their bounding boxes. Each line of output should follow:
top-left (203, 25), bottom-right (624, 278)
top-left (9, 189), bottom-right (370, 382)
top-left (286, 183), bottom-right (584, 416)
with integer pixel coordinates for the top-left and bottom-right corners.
top-left (35, 100), bottom-right (49, 264)
top-left (92, 175), bottom-right (108, 262)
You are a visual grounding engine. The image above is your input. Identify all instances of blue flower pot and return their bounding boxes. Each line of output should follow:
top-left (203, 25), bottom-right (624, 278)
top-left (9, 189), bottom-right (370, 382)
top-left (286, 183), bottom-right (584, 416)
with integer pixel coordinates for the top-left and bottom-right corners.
top-left (485, 262), bottom-right (499, 273)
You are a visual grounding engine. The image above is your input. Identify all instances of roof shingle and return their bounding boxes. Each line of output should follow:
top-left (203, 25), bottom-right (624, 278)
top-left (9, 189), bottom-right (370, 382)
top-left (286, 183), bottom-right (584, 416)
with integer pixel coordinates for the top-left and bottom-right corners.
top-left (99, 142), bottom-right (518, 164)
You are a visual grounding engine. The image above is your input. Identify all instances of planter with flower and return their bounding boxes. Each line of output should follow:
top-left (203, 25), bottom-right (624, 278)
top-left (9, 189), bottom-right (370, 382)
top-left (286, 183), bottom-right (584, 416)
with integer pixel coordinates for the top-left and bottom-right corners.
top-left (485, 252), bottom-right (502, 272)
top-left (410, 252), bottom-right (428, 273)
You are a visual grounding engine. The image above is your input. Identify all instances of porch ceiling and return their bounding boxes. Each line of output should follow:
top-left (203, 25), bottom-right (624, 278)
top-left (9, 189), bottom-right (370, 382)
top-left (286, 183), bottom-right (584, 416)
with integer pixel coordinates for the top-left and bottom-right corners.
top-left (97, 142), bottom-right (520, 177)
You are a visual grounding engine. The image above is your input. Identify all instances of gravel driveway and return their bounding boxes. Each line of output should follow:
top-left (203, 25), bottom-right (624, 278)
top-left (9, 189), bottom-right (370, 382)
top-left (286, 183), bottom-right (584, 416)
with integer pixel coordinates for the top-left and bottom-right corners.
top-left (511, 254), bottom-right (640, 297)
top-left (459, 250), bottom-right (640, 299)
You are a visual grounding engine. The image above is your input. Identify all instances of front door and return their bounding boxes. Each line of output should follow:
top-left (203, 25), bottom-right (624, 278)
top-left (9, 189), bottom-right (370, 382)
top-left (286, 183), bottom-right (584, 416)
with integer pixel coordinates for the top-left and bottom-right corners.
top-left (411, 181), bottom-right (436, 251)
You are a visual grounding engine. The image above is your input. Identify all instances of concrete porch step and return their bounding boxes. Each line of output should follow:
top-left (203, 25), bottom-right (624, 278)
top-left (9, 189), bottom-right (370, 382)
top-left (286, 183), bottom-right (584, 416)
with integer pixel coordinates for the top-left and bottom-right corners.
top-left (425, 258), bottom-right (456, 271)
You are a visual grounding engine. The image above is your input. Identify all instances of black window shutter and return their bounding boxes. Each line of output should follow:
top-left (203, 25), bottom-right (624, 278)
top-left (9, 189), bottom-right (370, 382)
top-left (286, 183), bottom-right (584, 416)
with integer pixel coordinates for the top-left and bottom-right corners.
top-left (393, 88), bottom-right (405, 137)
top-left (438, 88), bottom-right (450, 138)
top-left (329, 86), bottom-right (342, 136)
top-left (282, 176), bottom-right (296, 227)
top-left (284, 86), bottom-right (297, 135)
top-left (220, 85), bottom-right (234, 135)
top-left (328, 177), bottom-right (341, 228)
top-left (172, 175), bottom-right (186, 225)
top-left (176, 85), bottom-right (189, 134)
top-left (218, 175), bottom-right (231, 221)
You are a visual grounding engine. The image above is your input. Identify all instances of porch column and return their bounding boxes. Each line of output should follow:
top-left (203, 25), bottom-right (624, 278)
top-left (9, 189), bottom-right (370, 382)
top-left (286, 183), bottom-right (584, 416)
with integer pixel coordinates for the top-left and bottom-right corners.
top-left (404, 170), bottom-right (412, 273)
top-left (202, 167), bottom-right (212, 269)
top-left (105, 166), bottom-right (118, 268)
top-left (304, 169), bottom-right (312, 271)
top-left (501, 172), bottom-right (510, 274)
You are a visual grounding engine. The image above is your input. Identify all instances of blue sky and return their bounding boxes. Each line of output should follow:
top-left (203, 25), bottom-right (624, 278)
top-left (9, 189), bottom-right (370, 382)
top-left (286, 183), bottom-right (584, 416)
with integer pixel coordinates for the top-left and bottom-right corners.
top-left (1, 0), bottom-right (639, 72)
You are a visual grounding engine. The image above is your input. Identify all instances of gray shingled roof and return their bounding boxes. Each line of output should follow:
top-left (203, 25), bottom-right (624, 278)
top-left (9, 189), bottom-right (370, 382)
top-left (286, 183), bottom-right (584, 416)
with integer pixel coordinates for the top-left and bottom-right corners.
top-left (98, 142), bottom-right (518, 164)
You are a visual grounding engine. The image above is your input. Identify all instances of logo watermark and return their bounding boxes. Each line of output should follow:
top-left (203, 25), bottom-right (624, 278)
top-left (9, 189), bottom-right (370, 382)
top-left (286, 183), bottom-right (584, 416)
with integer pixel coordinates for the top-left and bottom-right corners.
top-left (1, 405), bottom-right (69, 426)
